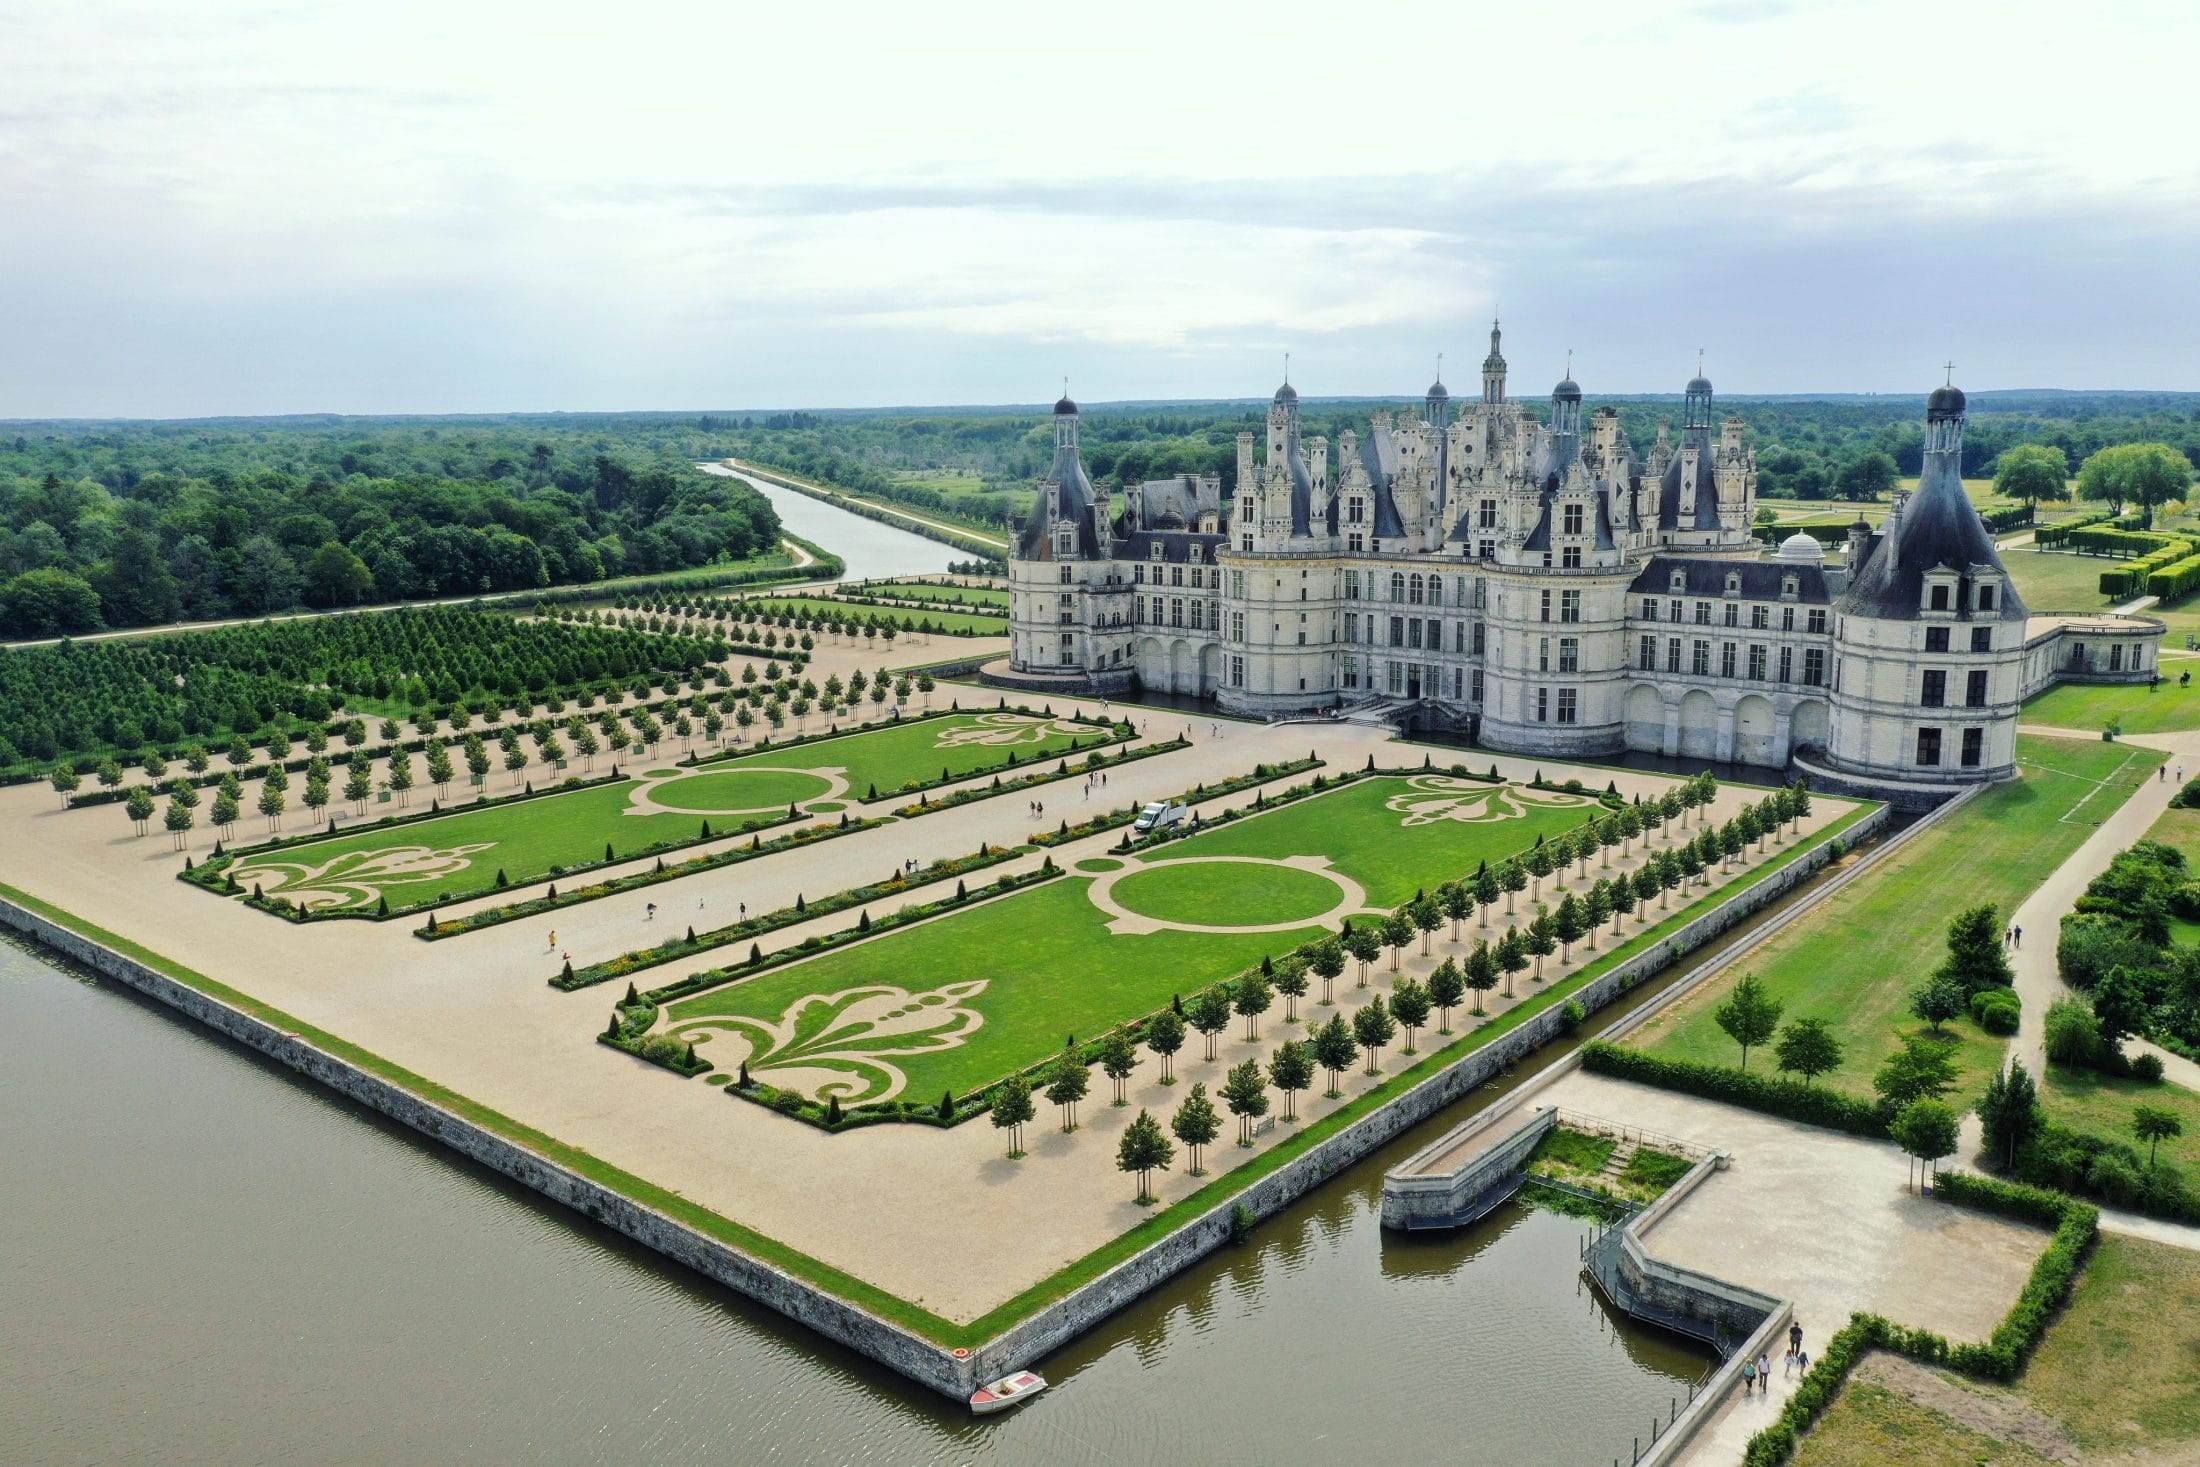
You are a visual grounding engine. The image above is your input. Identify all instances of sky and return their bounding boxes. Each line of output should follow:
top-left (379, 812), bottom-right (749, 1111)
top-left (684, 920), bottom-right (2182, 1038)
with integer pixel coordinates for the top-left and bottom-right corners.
top-left (1, 0), bottom-right (2194, 418)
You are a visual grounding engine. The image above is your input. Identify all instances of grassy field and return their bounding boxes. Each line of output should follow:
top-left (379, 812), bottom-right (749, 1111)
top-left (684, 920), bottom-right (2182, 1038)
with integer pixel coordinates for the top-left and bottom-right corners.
top-left (1797, 1234), bottom-right (2200, 1463)
top-left (849, 580), bottom-right (1010, 609)
top-left (661, 774), bottom-right (1639, 1101)
top-left (2002, 547), bottom-right (2123, 612)
top-left (2040, 1065), bottom-right (2200, 1193)
top-left (221, 713), bottom-right (1111, 910)
top-left (2024, 679), bottom-right (2200, 734)
top-left (1629, 735), bottom-right (2162, 1108)
top-left (733, 594), bottom-right (1005, 636)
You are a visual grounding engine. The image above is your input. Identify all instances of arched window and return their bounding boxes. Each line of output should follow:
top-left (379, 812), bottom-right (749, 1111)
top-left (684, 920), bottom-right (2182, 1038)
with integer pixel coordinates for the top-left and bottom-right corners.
top-left (1391, 572), bottom-right (1406, 601)
top-left (1409, 575), bottom-right (1425, 605)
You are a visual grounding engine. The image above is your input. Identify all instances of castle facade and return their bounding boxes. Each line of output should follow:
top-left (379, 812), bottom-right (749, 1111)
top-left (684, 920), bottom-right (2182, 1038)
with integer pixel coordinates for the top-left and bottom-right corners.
top-left (1006, 330), bottom-right (2161, 792)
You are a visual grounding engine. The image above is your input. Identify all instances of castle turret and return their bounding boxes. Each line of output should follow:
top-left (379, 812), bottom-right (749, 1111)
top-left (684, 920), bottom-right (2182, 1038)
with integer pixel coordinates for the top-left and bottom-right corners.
top-left (1481, 320), bottom-right (1507, 405)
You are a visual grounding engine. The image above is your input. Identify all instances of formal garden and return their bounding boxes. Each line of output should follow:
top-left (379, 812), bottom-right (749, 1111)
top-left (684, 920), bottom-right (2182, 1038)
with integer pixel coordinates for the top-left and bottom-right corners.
top-left (187, 709), bottom-right (1124, 915)
top-left (636, 769), bottom-right (1856, 1135)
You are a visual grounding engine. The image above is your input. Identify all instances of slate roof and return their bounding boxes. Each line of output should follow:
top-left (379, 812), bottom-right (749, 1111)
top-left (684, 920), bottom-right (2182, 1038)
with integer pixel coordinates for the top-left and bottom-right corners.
top-left (1016, 430), bottom-right (1104, 560)
top-left (1835, 445), bottom-right (2028, 621)
top-left (1135, 474), bottom-right (1223, 532)
top-left (1656, 428), bottom-right (1723, 532)
top-left (1629, 555), bottom-right (1834, 603)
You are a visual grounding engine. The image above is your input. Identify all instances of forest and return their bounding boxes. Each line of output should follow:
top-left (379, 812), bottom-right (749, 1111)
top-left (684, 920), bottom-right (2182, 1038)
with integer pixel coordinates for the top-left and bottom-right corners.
top-left (711, 390), bottom-right (2200, 527)
top-left (0, 418), bottom-right (784, 639)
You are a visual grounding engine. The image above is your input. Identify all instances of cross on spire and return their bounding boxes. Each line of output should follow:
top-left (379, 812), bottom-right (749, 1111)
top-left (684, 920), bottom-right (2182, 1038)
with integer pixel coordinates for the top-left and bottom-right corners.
top-left (1565, 348), bottom-right (1573, 377)
top-left (1944, 360), bottom-right (1956, 384)
top-left (1283, 351), bottom-right (1290, 386)
top-left (1697, 348), bottom-right (1705, 376)
top-left (1435, 351), bottom-right (1443, 385)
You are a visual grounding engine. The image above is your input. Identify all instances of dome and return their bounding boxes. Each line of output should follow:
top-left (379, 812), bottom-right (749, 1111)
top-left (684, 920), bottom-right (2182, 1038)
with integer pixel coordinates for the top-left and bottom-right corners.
top-left (1552, 377), bottom-right (1582, 402)
top-left (1426, 379), bottom-right (1449, 400)
top-left (1776, 530), bottom-right (1825, 564)
top-left (1927, 383), bottom-right (1967, 419)
top-left (1273, 382), bottom-right (1298, 405)
top-left (1053, 394), bottom-right (1078, 416)
top-left (1686, 375), bottom-right (1714, 395)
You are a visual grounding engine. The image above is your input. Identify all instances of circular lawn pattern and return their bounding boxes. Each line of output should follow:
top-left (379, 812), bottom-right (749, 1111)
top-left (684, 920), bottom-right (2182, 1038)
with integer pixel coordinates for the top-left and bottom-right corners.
top-left (637, 767), bottom-right (839, 815)
top-left (1109, 859), bottom-right (1345, 929)
top-left (1073, 857), bottom-right (1125, 874)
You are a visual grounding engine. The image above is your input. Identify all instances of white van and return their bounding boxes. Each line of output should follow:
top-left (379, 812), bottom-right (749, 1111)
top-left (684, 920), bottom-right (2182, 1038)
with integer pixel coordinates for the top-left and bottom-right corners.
top-left (1133, 800), bottom-right (1188, 835)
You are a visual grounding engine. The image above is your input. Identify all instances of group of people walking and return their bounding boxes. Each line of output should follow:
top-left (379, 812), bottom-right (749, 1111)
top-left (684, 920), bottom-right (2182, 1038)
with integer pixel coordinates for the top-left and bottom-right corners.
top-left (1739, 1322), bottom-right (1810, 1398)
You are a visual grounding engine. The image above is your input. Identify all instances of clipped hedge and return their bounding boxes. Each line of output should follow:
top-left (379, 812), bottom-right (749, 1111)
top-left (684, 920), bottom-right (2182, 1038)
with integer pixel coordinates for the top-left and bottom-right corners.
top-left (2033, 510), bottom-right (2117, 548)
top-left (894, 733), bottom-right (1185, 818)
top-left (1578, 1041), bottom-right (1893, 1137)
top-left (1744, 1175), bottom-right (2097, 1464)
top-left (1030, 755), bottom-right (1331, 846)
top-left (2100, 540), bottom-right (2198, 598)
top-left (2146, 551), bottom-right (2200, 602)
top-left (2066, 526), bottom-right (2190, 560)
top-left (1979, 503), bottom-right (2034, 532)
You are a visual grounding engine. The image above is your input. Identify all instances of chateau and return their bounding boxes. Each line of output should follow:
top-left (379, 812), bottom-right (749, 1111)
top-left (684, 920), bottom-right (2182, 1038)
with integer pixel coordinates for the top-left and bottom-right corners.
top-left (1005, 329), bottom-right (2162, 794)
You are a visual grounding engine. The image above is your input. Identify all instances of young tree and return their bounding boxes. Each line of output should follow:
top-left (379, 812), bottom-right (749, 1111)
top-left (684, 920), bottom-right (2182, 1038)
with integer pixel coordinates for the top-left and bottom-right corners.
top-left (1311, 1014), bottom-right (1358, 1097)
top-left (1524, 909), bottom-right (1557, 981)
top-left (1145, 1008), bottom-right (1187, 1084)
top-left (387, 747), bottom-right (416, 806)
top-left (1233, 971), bottom-right (1274, 1042)
top-left (49, 765), bottom-right (80, 807)
top-left (1910, 975), bottom-right (1967, 1034)
top-left (1977, 1061), bottom-right (2046, 1170)
top-left (1117, 1109), bottom-right (1175, 1203)
top-left (1494, 926), bottom-right (1529, 1000)
top-left (1630, 866), bottom-right (1661, 921)
top-left (1409, 893), bottom-right (1443, 955)
top-left (163, 795), bottom-right (194, 849)
top-left (1171, 1083), bottom-right (1221, 1175)
top-left (1937, 904), bottom-right (2014, 996)
top-left (1525, 842), bottom-right (1556, 901)
top-left (1222, 1058), bottom-right (1270, 1146)
top-left (210, 789), bottom-right (240, 836)
top-left (1553, 894), bottom-right (1587, 966)
top-left (1714, 973), bottom-right (1783, 1069)
top-left (124, 785), bottom-right (156, 835)
top-left (1427, 958), bottom-right (1466, 1034)
top-left (1500, 859), bottom-right (1528, 915)
top-left (991, 1074), bottom-right (1035, 1158)
top-left (303, 773), bottom-right (330, 818)
top-left (1272, 955), bottom-right (1310, 1024)
top-left (464, 734), bottom-right (491, 787)
top-left (1267, 1040), bottom-right (1316, 1122)
top-left (1352, 997), bottom-right (1396, 1075)
top-left (1582, 881), bottom-right (1612, 950)
top-left (1100, 1031), bottom-right (1139, 1105)
top-left (1045, 1050), bottom-right (1091, 1132)
top-left (2134, 1105), bottom-right (2184, 1168)
top-left (1309, 936), bottom-right (1346, 1007)
top-left (1464, 942), bottom-right (1500, 1015)
top-left (1441, 881), bottom-right (1472, 944)
top-left (1773, 1017), bottom-right (1843, 1087)
top-left (257, 780), bottom-right (287, 831)
top-left (426, 740), bottom-right (454, 793)
top-left (1388, 976), bottom-right (1432, 1054)
top-left (1473, 862), bottom-right (1501, 927)
top-left (344, 759), bottom-right (374, 813)
top-left (1891, 1098), bottom-right (1960, 1191)
top-left (1609, 875), bottom-right (1636, 935)
top-left (1187, 988), bottom-right (1233, 1062)
top-left (1380, 910), bottom-right (1415, 972)
top-left (1343, 923), bottom-right (1383, 988)
top-left (1875, 1033), bottom-right (1958, 1110)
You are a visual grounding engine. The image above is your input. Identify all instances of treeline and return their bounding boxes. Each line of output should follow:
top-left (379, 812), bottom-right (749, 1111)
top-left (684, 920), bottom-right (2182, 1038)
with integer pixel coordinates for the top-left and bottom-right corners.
top-left (0, 421), bottom-right (783, 638)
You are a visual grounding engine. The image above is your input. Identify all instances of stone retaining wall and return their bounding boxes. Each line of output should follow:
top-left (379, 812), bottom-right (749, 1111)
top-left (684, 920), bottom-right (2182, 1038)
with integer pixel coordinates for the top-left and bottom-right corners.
top-left (1379, 1105), bottom-right (1556, 1229)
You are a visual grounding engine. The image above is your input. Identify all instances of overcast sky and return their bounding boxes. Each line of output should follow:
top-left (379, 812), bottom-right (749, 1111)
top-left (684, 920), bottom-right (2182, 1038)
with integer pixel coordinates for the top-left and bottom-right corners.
top-left (2, 0), bottom-right (2193, 418)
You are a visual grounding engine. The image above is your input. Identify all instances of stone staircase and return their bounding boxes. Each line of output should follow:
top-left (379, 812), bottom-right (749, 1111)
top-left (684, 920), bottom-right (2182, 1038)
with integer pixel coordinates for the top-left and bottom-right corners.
top-left (1598, 1140), bottom-right (1639, 1184)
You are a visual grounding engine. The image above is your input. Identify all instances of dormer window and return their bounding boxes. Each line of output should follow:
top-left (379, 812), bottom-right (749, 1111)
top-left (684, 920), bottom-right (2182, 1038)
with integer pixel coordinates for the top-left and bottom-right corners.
top-left (1724, 572), bottom-right (1742, 597)
top-left (1922, 571), bottom-right (1959, 615)
top-left (1149, 544), bottom-right (1165, 561)
top-left (1977, 583), bottom-right (1997, 612)
top-left (1781, 574), bottom-right (1799, 599)
top-left (1930, 585), bottom-right (1950, 611)
top-left (1669, 570), bottom-right (1687, 593)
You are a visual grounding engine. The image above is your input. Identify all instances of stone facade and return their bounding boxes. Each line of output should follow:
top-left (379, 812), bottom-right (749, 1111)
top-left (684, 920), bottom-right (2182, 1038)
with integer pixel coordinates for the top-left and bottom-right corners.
top-left (1011, 346), bottom-right (2164, 795)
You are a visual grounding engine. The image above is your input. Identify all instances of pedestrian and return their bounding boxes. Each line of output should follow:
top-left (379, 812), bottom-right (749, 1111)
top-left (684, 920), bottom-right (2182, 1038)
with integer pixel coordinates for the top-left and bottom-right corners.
top-left (1782, 1346), bottom-right (1797, 1378)
top-left (1788, 1321), bottom-right (1802, 1356)
top-left (2162, 766), bottom-right (2167, 782)
top-left (739, 902), bottom-right (746, 920)
top-left (1741, 1358), bottom-right (1757, 1396)
top-left (2014, 924), bottom-right (2022, 947)
top-left (698, 897), bottom-right (705, 910)
top-left (1757, 1352), bottom-right (1771, 1394)
top-left (1796, 1348), bottom-right (1809, 1375)
top-left (2005, 927), bottom-right (2013, 947)
top-left (548, 929), bottom-right (557, 950)
top-left (646, 902), bottom-right (656, 921)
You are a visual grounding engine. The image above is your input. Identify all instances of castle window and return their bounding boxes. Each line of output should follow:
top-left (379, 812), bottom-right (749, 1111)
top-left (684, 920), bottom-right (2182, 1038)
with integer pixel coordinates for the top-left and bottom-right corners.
top-left (1966, 669), bottom-right (1988, 707)
top-left (1409, 620), bottom-right (1424, 650)
top-left (1474, 578), bottom-right (1487, 610)
top-left (1390, 616), bottom-right (1405, 647)
top-left (1230, 655), bottom-right (1245, 688)
top-left (1803, 648), bottom-right (1826, 685)
top-left (1349, 533), bottom-right (1363, 552)
top-left (1189, 601), bottom-right (1203, 630)
top-left (1479, 499), bottom-right (1497, 529)
top-left (1748, 645), bottom-right (1768, 680)
top-left (1242, 535), bottom-right (1254, 552)
top-left (1640, 636), bottom-right (1657, 671)
top-left (1782, 575), bottom-right (1799, 599)
top-left (1929, 584), bottom-right (1950, 612)
top-left (1692, 640), bottom-right (1711, 675)
top-left (1563, 503), bottom-right (1584, 536)
top-left (1343, 571), bottom-right (1358, 599)
top-left (1478, 540), bottom-right (1495, 560)
top-left (1430, 576), bottom-right (1445, 603)
top-left (1669, 599), bottom-right (1683, 623)
top-left (1538, 636), bottom-right (1550, 672)
top-left (1926, 627), bottom-right (1950, 652)
top-left (1778, 646), bottom-right (1794, 682)
top-left (1670, 570), bottom-right (1686, 593)
top-left (1977, 583), bottom-right (1997, 612)
top-left (1561, 590), bottom-right (1581, 623)
top-left (1642, 598), bottom-right (1659, 621)
top-left (1391, 572), bottom-right (1406, 601)
top-left (1807, 609), bottom-right (1828, 634)
top-left (1171, 565), bottom-right (1183, 587)
top-left (1472, 622), bottom-right (1486, 655)
top-left (1558, 637), bottom-right (1579, 673)
top-left (1723, 603), bottom-right (1739, 628)
top-left (1916, 728), bottom-right (1943, 766)
top-left (1562, 546), bottom-right (1582, 569)
top-left (1971, 626), bottom-right (1992, 652)
top-left (1343, 612), bottom-right (1357, 642)
top-left (1694, 601), bottom-right (1711, 625)
top-left (1170, 598), bottom-right (1183, 627)
top-left (1961, 728), bottom-right (1984, 767)
top-left (2111, 644), bottom-right (2125, 672)
top-left (1471, 668), bottom-right (1484, 701)
top-left (1751, 605), bottom-right (1770, 630)
top-left (1536, 688), bottom-right (1549, 723)
top-left (1721, 642), bottom-right (1738, 678)
top-left (1189, 566), bottom-right (1203, 589)
top-left (1455, 621), bottom-right (1468, 653)
top-left (1724, 573), bottom-right (1741, 596)
top-left (1426, 617), bottom-right (1441, 648)
top-left (1921, 670), bottom-right (1946, 707)
top-left (1409, 575), bottom-right (1425, 604)
top-left (1540, 590), bottom-right (1553, 623)
top-left (1060, 565), bottom-right (1073, 584)
top-left (1782, 606), bottom-right (1796, 632)
top-left (1150, 544), bottom-right (1164, 560)
top-left (1668, 637), bottom-right (1682, 673)
top-left (1557, 688), bottom-right (1578, 724)
top-left (1233, 570), bottom-right (1247, 597)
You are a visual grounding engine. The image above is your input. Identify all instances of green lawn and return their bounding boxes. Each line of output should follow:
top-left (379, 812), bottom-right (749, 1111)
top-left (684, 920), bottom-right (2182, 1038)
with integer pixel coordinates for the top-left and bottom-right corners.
top-left (220, 713), bottom-right (1113, 911)
top-left (1629, 735), bottom-right (2162, 1108)
top-left (2002, 547), bottom-right (2121, 613)
top-left (733, 594), bottom-right (1005, 635)
top-left (660, 773), bottom-right (1668, 1103)
top-left (2040, 1065), bottom-right (2200, 1194)
top-left (1793, 1373), bottom-right (2057, 1467)
top-left (2024, 679), bottom-right (2200, 734)
top-left (847, 580), bottom-right (1010, 609)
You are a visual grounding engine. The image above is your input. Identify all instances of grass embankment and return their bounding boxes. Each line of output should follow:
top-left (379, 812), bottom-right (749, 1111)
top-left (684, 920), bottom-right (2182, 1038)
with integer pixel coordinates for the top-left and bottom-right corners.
top-left (2025, 679), bottom-right (2200, 735)
top-left (1629, 735), bottom-right (2161, 1111)
top-left (1795, 1234), bottom-right (2200, 1464)
top-left (731, 594), bottom-right (1006, 636)
top-left (851, 580), bottom-right (1009, 609)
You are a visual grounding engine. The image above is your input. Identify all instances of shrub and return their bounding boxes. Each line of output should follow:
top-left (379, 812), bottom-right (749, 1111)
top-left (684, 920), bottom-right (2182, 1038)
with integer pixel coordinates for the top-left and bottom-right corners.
top-left (1579, 1042), bottom-right (1889, 1137)
top-left (2043, 996), bottom-right (2105, 1068)
top-left (1969, 988), bottom-right (2021, 1035)
top-left (2055, 912), bottom-right (2161, 989)
top-left (2130, 1052), bottom-right (2165, 1083)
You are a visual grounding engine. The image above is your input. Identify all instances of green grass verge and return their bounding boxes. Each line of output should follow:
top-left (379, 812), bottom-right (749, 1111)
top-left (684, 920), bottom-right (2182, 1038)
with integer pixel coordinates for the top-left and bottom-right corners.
top-left (1629, 734), bottom-right (2162, 1110)
top-left (2039, 1065), bottom-right (2200, 1196)
top-left (2025, 679), bottom-right (2200, 735)
top-left (691, 708), bottom-right (1116, 796)
top-left (850, 580), bottom-right (1009, 609)
top-left (2023, 1232), bottom-right (2200, 1450)
top-left (1792, 1375), bottom-right (2057, 1467)
top-left (732, 595), bottom-right (1005, 636)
